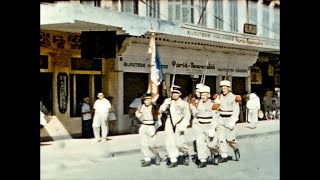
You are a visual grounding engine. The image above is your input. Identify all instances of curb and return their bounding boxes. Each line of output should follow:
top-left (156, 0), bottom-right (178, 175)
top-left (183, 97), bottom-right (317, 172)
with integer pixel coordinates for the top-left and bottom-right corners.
top-left (104, 130), bottom-right (280, 159)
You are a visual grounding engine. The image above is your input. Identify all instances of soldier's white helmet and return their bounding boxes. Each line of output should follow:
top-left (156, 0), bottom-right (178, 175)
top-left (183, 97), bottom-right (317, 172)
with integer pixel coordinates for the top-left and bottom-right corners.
top-left (196, 83), bottom-right (204, 89)
top-left (199, 85), bottom-right (210, 94)
top-left (220, 80), bottom-right (231, 87)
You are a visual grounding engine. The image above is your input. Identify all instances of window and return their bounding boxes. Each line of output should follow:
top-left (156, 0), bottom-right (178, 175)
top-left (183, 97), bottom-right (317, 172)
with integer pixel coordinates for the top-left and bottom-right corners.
top-left (182, 0), bottom-right (194, 24)
top-left (213, 0), bottom-right (223, 30)
top-left (229, 0), bottom-right (238, 32)
top-left (146, 0), bottom-right (160, 18)
top-left (168, 0), bottom-right (194, 24)
top-left (71, 58), bottom-right (102, 71)
top-left (197, 0), bottom-right (207, 27)
top-left (123, 73), bottom-right (149, 114)
top-left (248, 0), bottom-right (257, 25)
top-left (40, 55), bottom-right (48, 69)
top-left (272, 7), bottom-right (280, 39)
top-left (262, 5), bottom-right (269, 38)
top-left (121, 0), bottom-right (138, 14)
top-left (70, 74), bottom-right (102, 117)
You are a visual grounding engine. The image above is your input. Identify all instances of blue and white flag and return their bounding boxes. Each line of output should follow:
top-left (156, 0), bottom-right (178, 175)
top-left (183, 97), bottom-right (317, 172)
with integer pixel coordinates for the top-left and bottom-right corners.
top-left (148, 32), bottom-right (164, 102)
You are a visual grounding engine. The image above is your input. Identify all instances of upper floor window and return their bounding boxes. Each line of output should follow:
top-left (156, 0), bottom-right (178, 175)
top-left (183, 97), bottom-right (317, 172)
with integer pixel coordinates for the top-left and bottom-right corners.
top-left (229, 0), bottom-right (238, 32)
top-left (272, 7), bottom-right (280, 39)
top-left (262, 4), bottom-right (269, 38)
top-left (248, 0), bottom-right (258, 25)
top-left (146, 0), bottom-right (160, 18)
top-left (121, 0), bottom-right (138, 14)
top-left (213, 0), bottom-right (223, 30)
top-left (168, 0), bottom-right (194, 24)
top-left (197, 0), bottom-right (207, 27)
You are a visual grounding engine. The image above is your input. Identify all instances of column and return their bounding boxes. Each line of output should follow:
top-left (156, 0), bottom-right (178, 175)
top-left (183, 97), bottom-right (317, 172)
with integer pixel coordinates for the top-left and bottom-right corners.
top-left (138, 0), bottom-right (147, 17)
top-left (206, 0), bottom-right (214, 29)
top-left (159, 0), bottom-right (168, 20)
top-left (257, 0), bottom-right (263, 37)
top-left (237, 0), bottom-right (247, 33)
top-left (269, 1), bottom-right (275, 39)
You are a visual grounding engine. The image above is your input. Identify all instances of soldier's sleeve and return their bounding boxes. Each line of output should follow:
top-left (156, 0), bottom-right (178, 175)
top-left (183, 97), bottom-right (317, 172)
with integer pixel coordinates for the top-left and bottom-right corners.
top-left (179, 102), bottom-right (191, 131)
top-left (232, 95), bottom-right (241, 123)
top-left (159, 98), bottom-right (170, 113)
top-left (135, 105), bottom-right (143, 121)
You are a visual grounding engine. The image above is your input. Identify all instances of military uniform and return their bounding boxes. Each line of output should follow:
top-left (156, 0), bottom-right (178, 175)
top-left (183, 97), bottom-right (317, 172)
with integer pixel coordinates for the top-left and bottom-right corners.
top-left (191, 85), bottom-right (219, 168)
top-left (159, 85), bottom-right (191, 168)
top-left (135, 93), bottom-right (162, 167)
top-left (213, 80), bottom-right (241, 161)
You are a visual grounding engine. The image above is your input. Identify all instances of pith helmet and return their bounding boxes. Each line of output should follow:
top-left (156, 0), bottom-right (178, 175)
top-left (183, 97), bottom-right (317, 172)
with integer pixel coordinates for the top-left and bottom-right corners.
top-left (199, 85), bottom-right (210, 94)
top-left (220, 80), bottom-right (231, 87)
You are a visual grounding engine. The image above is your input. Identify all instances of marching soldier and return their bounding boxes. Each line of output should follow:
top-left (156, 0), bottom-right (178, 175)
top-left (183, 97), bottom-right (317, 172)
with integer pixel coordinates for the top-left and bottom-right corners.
top-left (159, 85), bottom-right (191, 168)
top-left (212, 80), bottom-right (241, 162)
top-left (135, 93), bottom-right (162, 167)
top-left (191, 85), bottom-right (219, 168)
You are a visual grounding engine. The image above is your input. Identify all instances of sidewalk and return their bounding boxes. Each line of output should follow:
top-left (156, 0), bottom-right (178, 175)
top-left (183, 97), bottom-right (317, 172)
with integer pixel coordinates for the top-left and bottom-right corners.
top-left (41, 120), bottom-right (279, 160)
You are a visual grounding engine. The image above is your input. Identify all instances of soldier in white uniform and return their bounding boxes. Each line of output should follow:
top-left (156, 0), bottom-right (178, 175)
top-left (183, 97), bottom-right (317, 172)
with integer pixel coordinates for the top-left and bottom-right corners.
top-left (189, 83), bottom-right (204, 153)
top-left (92, 92), bottom-right (111, 142)
top-left (159, 85), bottom-right (191, 168)
top-left (191, 85), bottom-right (219, 168)
top-left (213, 80), bottom-right (241, 162)
top-left (135, 93), bottom-right (162, 167)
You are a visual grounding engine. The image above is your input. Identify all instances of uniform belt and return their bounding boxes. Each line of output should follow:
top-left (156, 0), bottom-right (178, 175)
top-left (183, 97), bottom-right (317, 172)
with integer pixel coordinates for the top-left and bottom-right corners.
top-left (220, 114), bottom-right (232, 117)
top-left (142, 120), bottom-right (155, 125)
top-left (198, 116), bottom-right (212, 119)
top-left (142, 122), bottom-right (155, 125)
top-left (219, 109), bottom-right (233, 112)
top-left (199, 121), bottom-right (211, 124)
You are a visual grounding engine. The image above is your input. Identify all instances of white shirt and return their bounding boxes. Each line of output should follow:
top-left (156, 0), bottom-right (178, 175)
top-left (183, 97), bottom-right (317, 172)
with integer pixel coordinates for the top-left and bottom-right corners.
top-left (94, 98), bottom-right (111, 114)
top-left (40, 110), bottom-right (47, 126)
top-left (81, 103), bottom-right (92, 120)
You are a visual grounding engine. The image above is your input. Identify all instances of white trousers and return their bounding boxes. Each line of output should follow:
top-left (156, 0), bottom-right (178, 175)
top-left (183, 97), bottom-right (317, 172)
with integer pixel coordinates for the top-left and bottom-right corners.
top-left (92, 112), bottom-right (109, 139)
top-left (164, 119), bottom-right (189, 163)
top-left (194, 122), bottom-right (217, 162)
top-left (139, 124), bottom-right (158, 161)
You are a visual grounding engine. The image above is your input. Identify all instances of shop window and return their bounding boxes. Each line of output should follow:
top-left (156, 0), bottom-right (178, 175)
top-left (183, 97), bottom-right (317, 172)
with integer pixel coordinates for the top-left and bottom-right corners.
top-left (123, 72), bottom-right (149, 114)
top-left (70, 74), bottom-right (102, 117)
top-left (232, 77), bottom-right (246, 96)
top-left (40, 73), bottom-right (53, 115)
top-left (40, 55), bottom-right (48, 69)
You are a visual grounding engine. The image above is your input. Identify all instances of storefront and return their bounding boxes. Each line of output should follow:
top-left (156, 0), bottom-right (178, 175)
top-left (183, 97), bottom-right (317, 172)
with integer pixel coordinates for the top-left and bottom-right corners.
top-left (112, 36), bottom-right (258, 133)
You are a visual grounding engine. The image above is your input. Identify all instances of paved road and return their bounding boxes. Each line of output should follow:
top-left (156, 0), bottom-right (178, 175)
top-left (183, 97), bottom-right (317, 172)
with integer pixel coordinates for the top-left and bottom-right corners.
top-left (41, 132), bottom-right (279, 180)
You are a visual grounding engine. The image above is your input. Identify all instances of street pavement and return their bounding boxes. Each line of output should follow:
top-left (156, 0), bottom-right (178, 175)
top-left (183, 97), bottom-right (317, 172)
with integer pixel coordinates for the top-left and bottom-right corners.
top-left (41, 120), bottom-right (279, 160)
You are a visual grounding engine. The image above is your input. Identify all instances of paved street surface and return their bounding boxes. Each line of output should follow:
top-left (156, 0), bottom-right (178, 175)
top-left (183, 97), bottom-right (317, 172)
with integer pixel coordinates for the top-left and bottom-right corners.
top-left (41, 120), bottom-right (280, 180)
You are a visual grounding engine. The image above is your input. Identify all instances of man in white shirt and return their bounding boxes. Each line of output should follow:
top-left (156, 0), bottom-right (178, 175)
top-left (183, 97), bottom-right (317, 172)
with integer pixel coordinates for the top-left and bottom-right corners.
top-left (92, 92), bottom-right (111, 142)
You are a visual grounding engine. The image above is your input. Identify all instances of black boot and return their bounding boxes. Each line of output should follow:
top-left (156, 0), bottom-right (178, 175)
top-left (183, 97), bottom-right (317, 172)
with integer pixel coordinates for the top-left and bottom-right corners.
top-left (155, 155), bottom-right (161, 165)
top-left (213, 155), bottom-right (220, 165)
top-left (167, 162), bottom-right (178, 168)
top-left (197, 161), bottom-right (207, 168)
top-left (141, 161), bottom-right (151, 167)
top-left (183, 155), bottom-right (190, 165)
top-left (234, 149), bottom-right (240, 161)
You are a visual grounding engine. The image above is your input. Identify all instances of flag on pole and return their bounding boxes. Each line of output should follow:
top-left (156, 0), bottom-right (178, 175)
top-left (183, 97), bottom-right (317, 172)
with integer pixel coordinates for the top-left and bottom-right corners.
top-left (147, 32), bottom-right (164, 102)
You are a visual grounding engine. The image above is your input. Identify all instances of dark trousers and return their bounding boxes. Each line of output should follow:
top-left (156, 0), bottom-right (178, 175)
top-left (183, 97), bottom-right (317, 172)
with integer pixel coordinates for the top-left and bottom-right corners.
top-left (82, 119), bottom-right (94, 138)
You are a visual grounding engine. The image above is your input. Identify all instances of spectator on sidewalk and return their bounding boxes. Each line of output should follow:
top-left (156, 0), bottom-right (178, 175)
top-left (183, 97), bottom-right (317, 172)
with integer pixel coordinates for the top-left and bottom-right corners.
top-left (81, 97), bottom-right (93, 138)
top-left (246, 93), bottom-right (261, 129)
top-left (92, 92), bottom-right (111, 142)
top-left (135, 93), bottom-right (162, 167)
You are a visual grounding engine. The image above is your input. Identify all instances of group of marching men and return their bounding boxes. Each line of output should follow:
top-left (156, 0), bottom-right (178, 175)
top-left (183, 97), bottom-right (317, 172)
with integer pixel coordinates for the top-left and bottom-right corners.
top-left (135, 79), bottom-right (241, 168)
